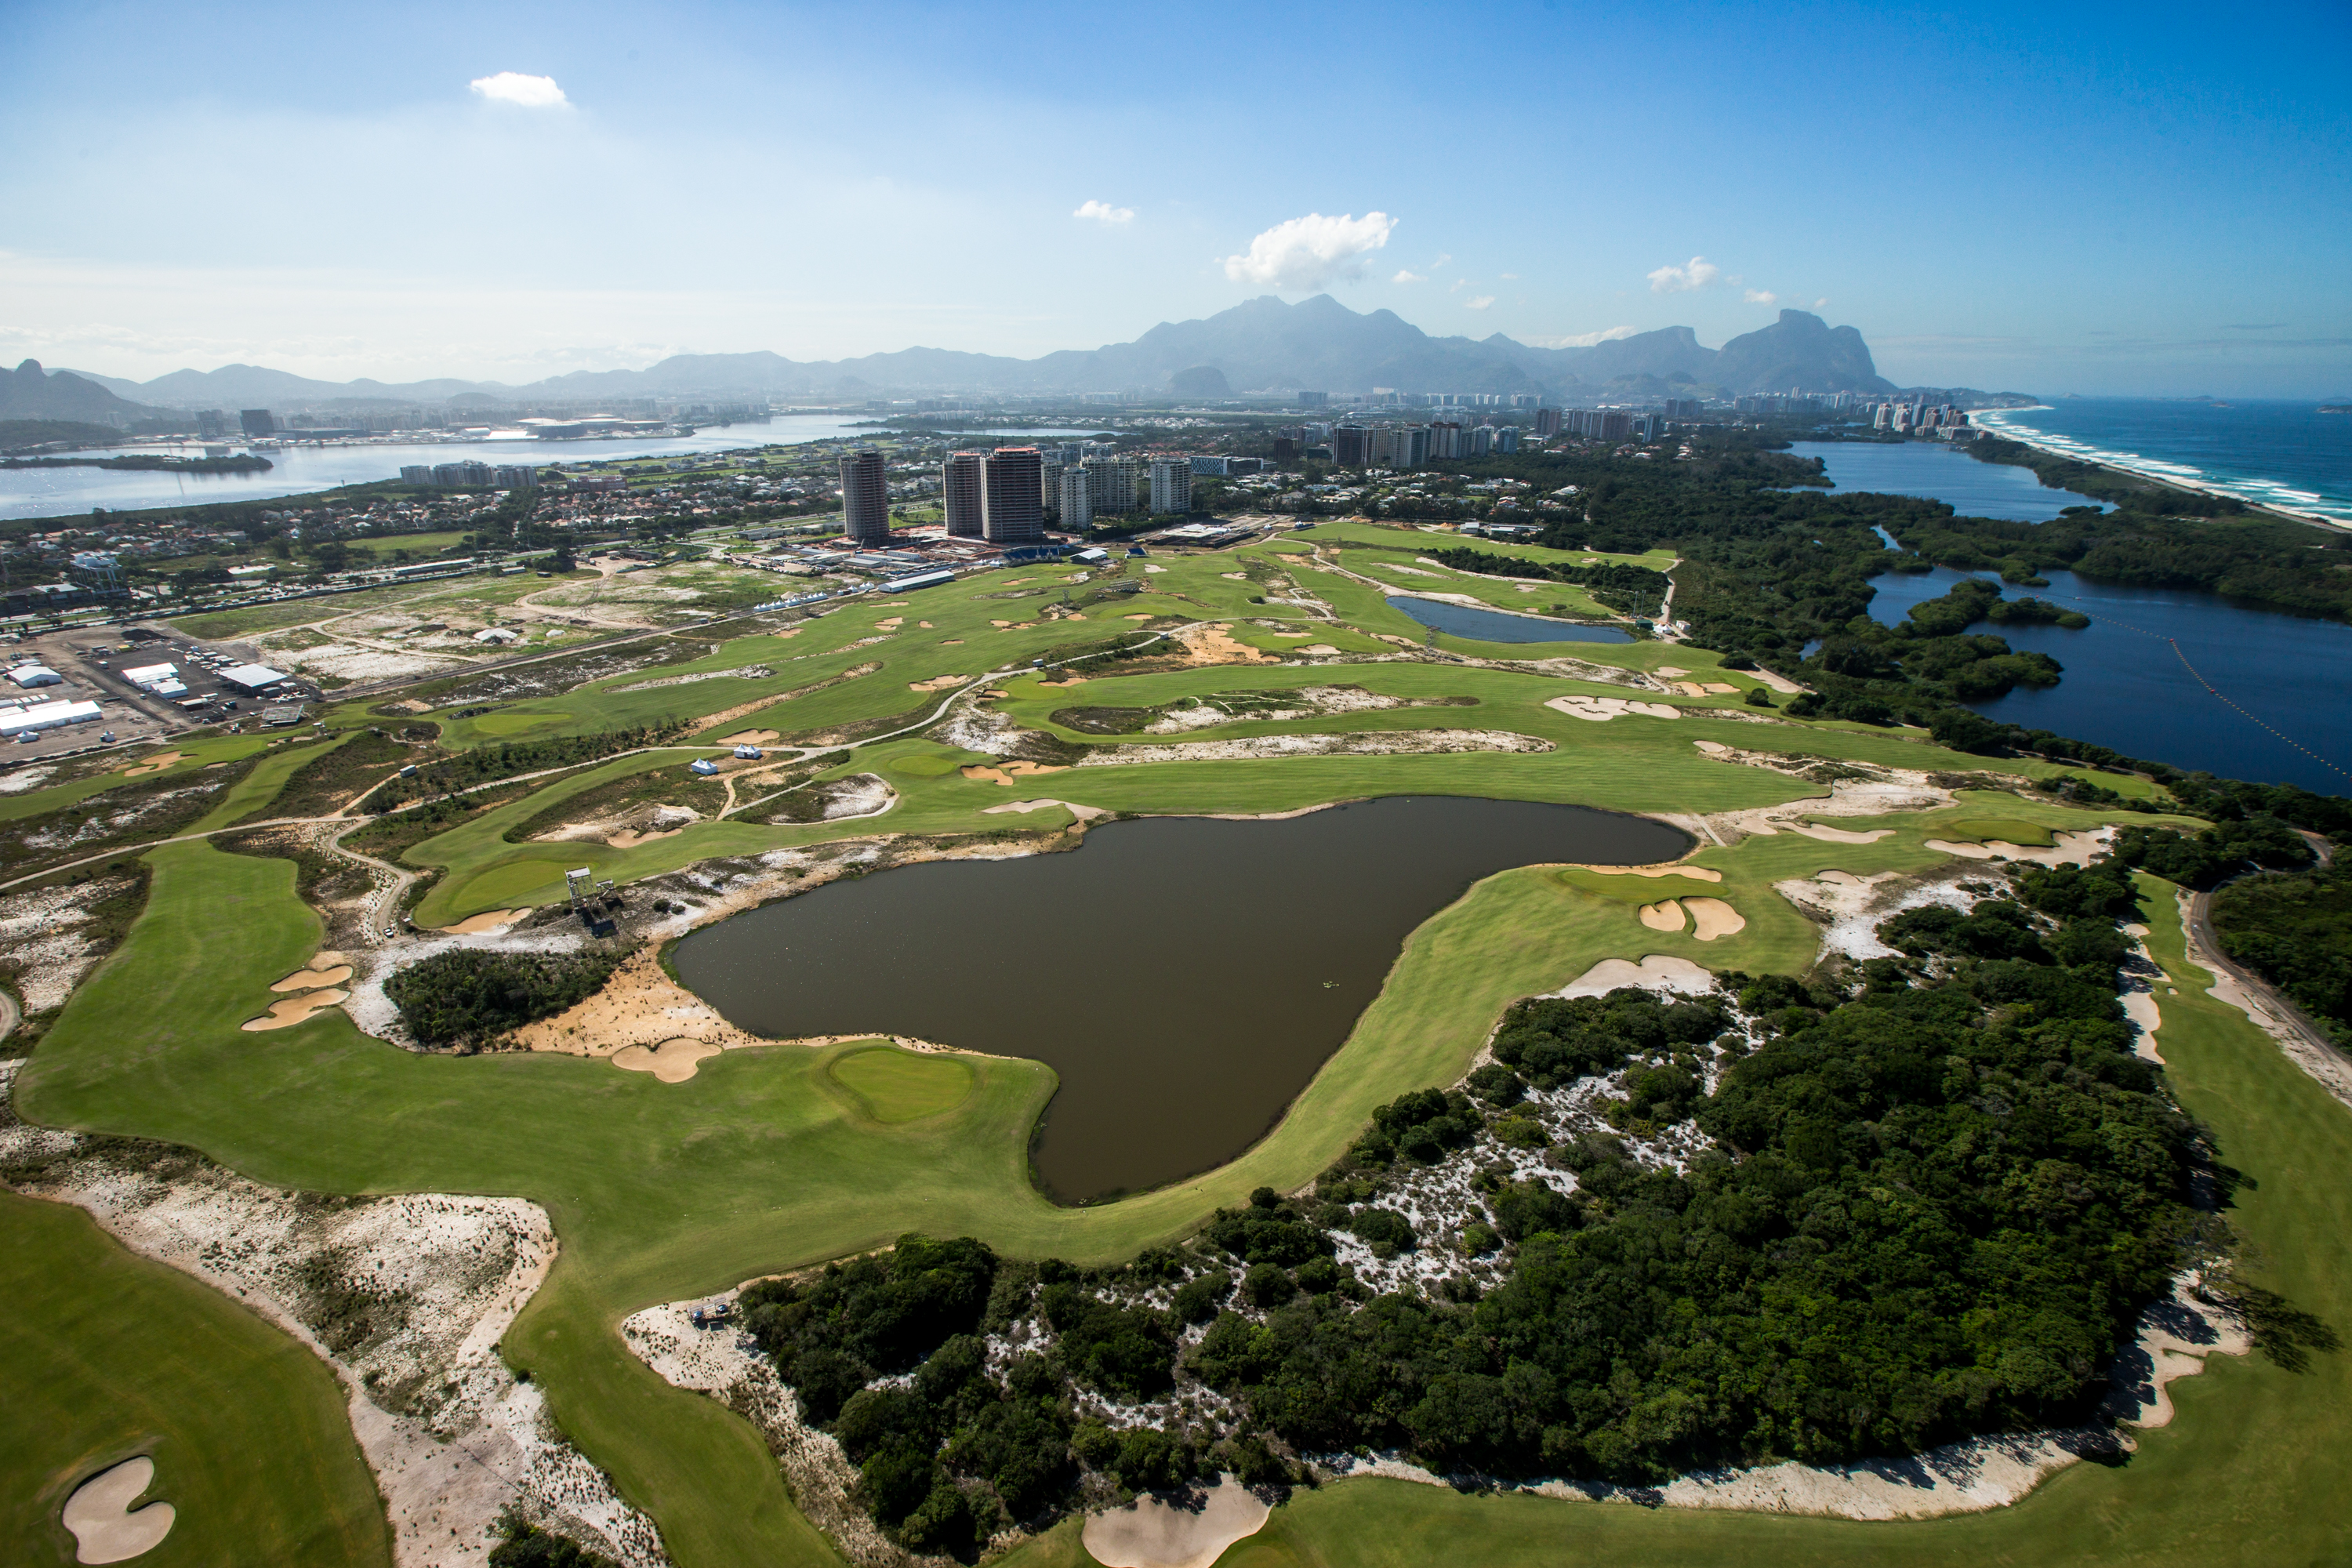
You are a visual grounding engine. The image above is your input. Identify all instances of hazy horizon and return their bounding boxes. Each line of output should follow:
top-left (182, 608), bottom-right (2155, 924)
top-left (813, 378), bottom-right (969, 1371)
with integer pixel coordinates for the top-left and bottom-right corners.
top-left (5, 1), bottom-right (2348, 398)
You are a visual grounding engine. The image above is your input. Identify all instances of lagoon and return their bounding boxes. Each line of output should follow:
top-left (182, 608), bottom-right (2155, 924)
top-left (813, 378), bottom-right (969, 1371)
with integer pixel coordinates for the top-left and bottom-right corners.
top-left (1791, 440), bottom-right (2105, 522)
top-left (672, 795), bottom-right (1688, 1203)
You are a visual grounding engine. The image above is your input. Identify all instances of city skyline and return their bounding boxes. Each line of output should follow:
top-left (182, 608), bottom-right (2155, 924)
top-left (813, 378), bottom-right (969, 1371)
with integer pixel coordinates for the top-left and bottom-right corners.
top-left (3, 1), bottom-right (2347, 397)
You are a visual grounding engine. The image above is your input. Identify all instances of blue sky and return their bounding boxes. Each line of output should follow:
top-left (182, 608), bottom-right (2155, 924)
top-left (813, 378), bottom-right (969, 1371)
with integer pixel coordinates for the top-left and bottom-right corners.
top-left (4, 0), bottom-right (2347, 394)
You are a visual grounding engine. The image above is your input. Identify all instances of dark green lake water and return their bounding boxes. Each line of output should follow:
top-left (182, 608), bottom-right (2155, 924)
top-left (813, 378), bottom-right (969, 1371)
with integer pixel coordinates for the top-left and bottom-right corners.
top-left (673, 796), bottom-right (1688, 1201)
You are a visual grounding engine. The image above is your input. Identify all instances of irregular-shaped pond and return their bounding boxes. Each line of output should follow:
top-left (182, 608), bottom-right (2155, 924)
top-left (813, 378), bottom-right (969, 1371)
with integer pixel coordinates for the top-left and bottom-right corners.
top-left (673, 795), bottom-right (1689, 1201)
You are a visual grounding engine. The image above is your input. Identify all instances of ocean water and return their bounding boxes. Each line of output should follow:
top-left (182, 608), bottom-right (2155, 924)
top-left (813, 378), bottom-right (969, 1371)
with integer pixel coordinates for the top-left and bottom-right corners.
top-left (1867, 566), bottom-right (2352, 793)
top-left (1973, 399), bottom-right (2352, 526)
top-left (1791, 441), bottom-right (2107, 521)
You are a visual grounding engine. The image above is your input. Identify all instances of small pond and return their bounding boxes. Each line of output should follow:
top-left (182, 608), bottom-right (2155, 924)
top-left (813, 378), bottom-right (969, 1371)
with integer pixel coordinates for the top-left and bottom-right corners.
top-left (673, 796), bottom-right (1690, 1202)
top-left (1390, 596), bottom-right (1634, 644)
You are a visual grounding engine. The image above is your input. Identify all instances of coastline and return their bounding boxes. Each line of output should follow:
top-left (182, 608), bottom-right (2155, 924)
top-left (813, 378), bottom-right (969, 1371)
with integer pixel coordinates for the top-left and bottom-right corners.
top-left (1970, 405), bottom-right (2350, 534)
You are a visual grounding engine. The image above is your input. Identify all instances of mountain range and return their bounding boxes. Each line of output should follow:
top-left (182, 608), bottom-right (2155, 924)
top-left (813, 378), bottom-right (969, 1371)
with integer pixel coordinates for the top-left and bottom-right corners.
top-left (27, 298), bottom-right (1904, 416)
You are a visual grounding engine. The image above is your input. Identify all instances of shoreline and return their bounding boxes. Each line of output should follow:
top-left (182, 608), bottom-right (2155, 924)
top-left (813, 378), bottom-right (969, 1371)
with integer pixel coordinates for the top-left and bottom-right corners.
top-left (1970, 406), bottom-right (2350, 534)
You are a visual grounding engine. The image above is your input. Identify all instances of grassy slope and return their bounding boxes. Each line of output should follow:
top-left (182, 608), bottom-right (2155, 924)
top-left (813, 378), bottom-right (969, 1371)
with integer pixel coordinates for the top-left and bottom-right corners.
top-left (0, 1190), bottom-right (393, 1567)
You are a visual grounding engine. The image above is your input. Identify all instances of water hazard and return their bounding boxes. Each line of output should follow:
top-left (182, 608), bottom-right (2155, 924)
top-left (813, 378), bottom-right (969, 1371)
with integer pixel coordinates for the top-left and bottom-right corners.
top-left (1389, 597), bottom-right (1634, 644)
top-left (672, 796), bottom-right (1689, 1202)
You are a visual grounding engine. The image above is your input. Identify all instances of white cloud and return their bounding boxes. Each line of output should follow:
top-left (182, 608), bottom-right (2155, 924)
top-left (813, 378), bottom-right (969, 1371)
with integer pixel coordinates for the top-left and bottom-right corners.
top-left (1500, 272), bottom-right (1519, 280)
top-left (1529, 325), bottom-right (1639, 348)
top-left (1392, 269), bottom-right (1426, 284)
top-left (1745, 289), bottom-right (1778, 305)
top-left (1431, 253), bottom-right (1453, 268)
top-left (1073, 199), bottom-right (1134, 225)
top-left (469, 71), bottom-right (568, 109)
top-left (1816, 297), bottom-right (1830, 308)
top-left (1222, 212), bottom-right (1395, 291)
top-left (1465, 296), bottom-right (1495, 310)
top-left (1646, 255), bottom-right (1720, 293)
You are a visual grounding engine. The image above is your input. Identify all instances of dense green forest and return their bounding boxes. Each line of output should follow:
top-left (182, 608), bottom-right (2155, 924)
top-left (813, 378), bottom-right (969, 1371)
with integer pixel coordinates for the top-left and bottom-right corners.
top-left (735, 862), bottom-right (2215, 1559)
top-left (2211, 863), bottom-right (2352, 1047)
top-left (383, 949), bottom-right (620, 1048)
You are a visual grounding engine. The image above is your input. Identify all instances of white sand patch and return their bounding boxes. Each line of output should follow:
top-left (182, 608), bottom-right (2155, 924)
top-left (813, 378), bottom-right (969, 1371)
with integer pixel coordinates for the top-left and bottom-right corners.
top-left (1926, 829), bottom-right (2109, 866)
top-left (0, 873), bottom-right (143, 1013)
top-left (1551, 955), bottom-right (1715, 998)
top-left (1083, 1477), bottom-right (1271, 1568)
top-left (819, 775), bottom-right (895, 820)
top-left (1775, 869), bottom-right (1920, 963)
top-left (1294, 644), bottom-right (1341, 655)
top-left (612, 1038), bottom-right (723, 1082)
top-left (1545, 694), bottom-right (1680, 721)
top-left (611, 664), bottom-right (774, 694)
top-left (961, 761), bottom-right (1067, 786)
top-left (0, 1062), bottom-right (662, 1568)
top-left (1638, 900), bottom-right (1686, 932)
top-left (441, 908), bottom-right (529, 935)
top-left (2105, 1280), bottom-right (2252, 1428)
top-left (1076, 730), bottom-right (1551, 767)
top-left (272, 963), bottom-right (354, 992)
top-left (276, 644), bottom-right (469, 683)
top-left (62, 1456), bottom-right (175, 1563)
top-left (1685, 897), bottom-right (1746, 940)
top-left (0, 763), bottom-right (58, 793)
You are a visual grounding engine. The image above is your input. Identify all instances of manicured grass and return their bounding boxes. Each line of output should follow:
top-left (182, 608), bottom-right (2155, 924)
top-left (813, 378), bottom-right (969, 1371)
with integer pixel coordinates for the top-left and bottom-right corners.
top-left (829, 1046), bottom-right (976, 1123)
top-left (0, 735), bottom-right (275, 825)
top-left (0, 1190), bottom-right (393, 1567)
top-left (1939, 816), bottom-right (2057, 845)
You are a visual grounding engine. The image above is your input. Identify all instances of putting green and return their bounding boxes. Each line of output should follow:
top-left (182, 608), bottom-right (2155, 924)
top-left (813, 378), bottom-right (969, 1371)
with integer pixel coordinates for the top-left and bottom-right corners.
top-left (829, 1046), bottom-right (978, 1123)
top-left (1940, 817), bottom-right (2059, 845)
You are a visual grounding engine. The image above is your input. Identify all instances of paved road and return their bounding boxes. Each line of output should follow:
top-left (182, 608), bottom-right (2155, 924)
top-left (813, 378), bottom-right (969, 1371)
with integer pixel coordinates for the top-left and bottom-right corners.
top-left (2186, 883), bottom-right (2352, 1073)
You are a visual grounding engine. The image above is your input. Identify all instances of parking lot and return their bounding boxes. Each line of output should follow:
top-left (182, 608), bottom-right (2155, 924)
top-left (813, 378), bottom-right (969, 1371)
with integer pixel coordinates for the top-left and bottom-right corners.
top-left (2, 623), bottom-right (321, 764)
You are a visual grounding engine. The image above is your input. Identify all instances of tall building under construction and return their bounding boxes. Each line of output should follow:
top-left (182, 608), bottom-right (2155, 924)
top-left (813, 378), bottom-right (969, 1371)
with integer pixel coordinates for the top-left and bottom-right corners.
top-left (840, 448), bottom-right (891, 546)
top-left (942, 450), bottom-right (986, 538)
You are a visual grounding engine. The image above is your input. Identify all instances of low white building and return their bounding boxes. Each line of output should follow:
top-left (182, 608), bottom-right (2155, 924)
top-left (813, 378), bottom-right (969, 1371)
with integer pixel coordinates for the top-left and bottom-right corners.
top-left (7, 699), bottom-right (103, 736)
top-left (5, 663), bottom-right (62, 688)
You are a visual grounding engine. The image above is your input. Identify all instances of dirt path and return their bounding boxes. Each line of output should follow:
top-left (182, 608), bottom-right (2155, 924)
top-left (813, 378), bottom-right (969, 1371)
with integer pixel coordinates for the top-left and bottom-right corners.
top-left (2185, 885), bottom-right (2352, 1109)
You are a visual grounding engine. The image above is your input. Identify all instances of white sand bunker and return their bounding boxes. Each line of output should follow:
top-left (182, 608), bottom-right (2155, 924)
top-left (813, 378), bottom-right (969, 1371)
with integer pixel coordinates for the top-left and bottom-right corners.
top-left (1083, 1475), bottom-right (1271, 1568)
top-left (271, 954), bottom-right (353, 992)
top-left (241, 988), bottom-right (349, 1032)
top-left (62, 1456), bottom-right (175, 1563)
top-left (1686, 896), bottom-right (1745, 939)
top-left (1546, 694), bottom-right (1680, 721)
top-left (1570, 863), bottom-right (1722, 882)
top-left (981, 798), bottom-right (1109, 822)
top-left (1555, 954), bottom-right (1715, 998)
top-left (1927, 829), bottom-right (2108, 866)
top-left (612, 1038), bottom-right (723, 1083)
top-left (1639, 899), bottom-right (1686, 932)
top-left (440, 907), bottom-right (528, 935)
top-left (1788, 822), bottom-right (1894, 844)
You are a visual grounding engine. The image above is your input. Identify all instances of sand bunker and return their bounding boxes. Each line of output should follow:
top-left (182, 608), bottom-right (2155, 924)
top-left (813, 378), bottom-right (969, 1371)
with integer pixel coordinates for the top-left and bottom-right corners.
top-left (118, 751), bottom-right (185, 779)
top-left (1125, 614), bottom-right (1153, 621)
top-left (1669, 681), bottom-right (1740, 696)
top-left (1656, 666), bottom-right (1689, 678)
top-left (960, 761), bottom-right (1069, 786)
top-left (1555, 955), bottom-right (1715, 999)
top-left (1686, 897), bottom-right (1746, 940)
top-left (1174, 623), bottom-right (1278, 665)
top-left (606, 828), bottom-right (681, 850)
top-left (908, 675), bottom-right (967, 691)
top-left (271, 961), bottom-right (354, 992)
top-left (1571, 864), bottom-right (1722, 882)
top-left (714, 730), bottom-right (779, 746)
top-left (440, 908), bottom-right (528, 935)
top-left (241, 989), bottom-right (349, 1032)
top-left (873, 618), bottom-right (904, 630)
top-left (1546, 694), bottom-right (1681, 722)
top-left (1294, 644), bottom-right (1341, 655)
top-left (62, 1456), bottom-right (175, 1563)
top-left (1790, 823), bottom-right (1896, 844)
top-left (1639, 899), bottom-right (1687, 932)
top-left (612, 1038), bottom-right (724, 1083)
top-left (1927, 829), bottom-right (2107, 866)
top-left (1083, 1476), bottom-right (1271, 1568)
top-left (981, 798), bottom-right (1110, 822)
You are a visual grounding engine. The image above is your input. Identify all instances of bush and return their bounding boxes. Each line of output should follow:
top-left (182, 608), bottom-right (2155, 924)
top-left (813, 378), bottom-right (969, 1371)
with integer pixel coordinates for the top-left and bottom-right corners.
top-left (384, 949), bottom-right (621, 1047)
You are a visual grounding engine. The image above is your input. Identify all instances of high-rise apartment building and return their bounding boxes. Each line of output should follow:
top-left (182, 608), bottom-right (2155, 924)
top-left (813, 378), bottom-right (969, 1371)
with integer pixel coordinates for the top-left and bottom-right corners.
top-left (1149, 457), bottom-right (1192, 514)
top-left (942, 451), bottom-right (986, 536)
top-left (1332, 424), bottom-right (1371, 467)
top-left (1271, 436), bottom-right (1298, 465)
top-left (840, 448), bottom-right (891, 546)
top-left (239, 409), bottom-right (276, 437)
top-left (982, 448), bottom-right (1045, 543)
top-left (1428, 421), bottom-right (1464, 460)
top-left (1491, 426), bottom-right (1519, 455)
top-left (1663, 398), bottom-right (1703, 421)
top-left (1533, 407), bottom-right (1563, 438)
top-left (1056, 466), bottom-right (1093, 532)
top-left (1082, 456), bottom-right (1138, 514)
top-left (1378, 425), bottom-right (1429, 470)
